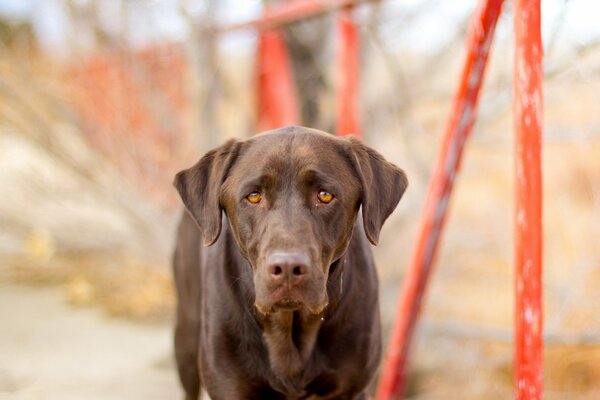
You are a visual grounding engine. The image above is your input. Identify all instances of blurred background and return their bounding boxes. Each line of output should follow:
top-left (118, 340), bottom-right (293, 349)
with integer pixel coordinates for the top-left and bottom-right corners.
top-left (1, 0), bottom-right (599, 399)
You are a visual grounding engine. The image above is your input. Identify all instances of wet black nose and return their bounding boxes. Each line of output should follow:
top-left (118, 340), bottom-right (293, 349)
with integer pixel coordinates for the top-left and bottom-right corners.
top-left (266, 252), bottom-right (310, 285)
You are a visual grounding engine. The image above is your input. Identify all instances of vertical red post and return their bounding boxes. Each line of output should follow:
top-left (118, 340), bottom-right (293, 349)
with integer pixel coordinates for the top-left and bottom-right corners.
top-left (375, 1), bottom-right (504, 399)
top-left (336, 6), bottom-right (361, 137)
top-left (513, 0), bottom-right (543, 399)
top-left (257, 29), bottom-right (300, 131)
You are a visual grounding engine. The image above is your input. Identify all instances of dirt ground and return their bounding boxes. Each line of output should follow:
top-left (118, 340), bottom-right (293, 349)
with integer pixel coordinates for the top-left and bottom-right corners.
top-left (0, 283), bottom-right (182, 400)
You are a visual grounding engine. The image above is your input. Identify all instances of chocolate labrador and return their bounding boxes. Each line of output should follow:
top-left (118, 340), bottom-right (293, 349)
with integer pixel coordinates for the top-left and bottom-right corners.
top-left (173, 126), bottom-right (407, 400)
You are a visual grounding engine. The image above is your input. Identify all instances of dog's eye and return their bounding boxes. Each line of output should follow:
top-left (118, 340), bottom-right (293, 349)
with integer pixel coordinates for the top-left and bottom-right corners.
top-left (246, 191), bottom-right (262, 204)
top-left (317, 190), bottom-right (334, 204)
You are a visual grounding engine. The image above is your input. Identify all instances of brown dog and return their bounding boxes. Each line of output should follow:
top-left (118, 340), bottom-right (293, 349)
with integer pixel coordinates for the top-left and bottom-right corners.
top-left (173, 126), bottom-right (407, 399)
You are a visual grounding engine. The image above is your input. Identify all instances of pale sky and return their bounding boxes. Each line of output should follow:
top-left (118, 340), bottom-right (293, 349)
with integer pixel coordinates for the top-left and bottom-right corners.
top-left (0, 0), bottom-right (598, 55)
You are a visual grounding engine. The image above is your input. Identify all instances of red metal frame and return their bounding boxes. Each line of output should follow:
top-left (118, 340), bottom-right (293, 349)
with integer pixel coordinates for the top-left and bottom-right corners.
top-left (375, 1), bottom-right (505, 398)
top-left (256, 29), bottom-right (300, 131)
top-left (513, 0), bottom-right (544, 399)
top-left (223, 0), bottom-right (373, 32)
top-left (336, 6), bottom-right (361, 137)
top-left (234, 0), bottom-right (544, 398)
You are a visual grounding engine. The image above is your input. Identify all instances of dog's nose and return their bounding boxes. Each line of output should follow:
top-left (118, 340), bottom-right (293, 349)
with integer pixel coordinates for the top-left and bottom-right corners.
top-left (266, 252), bottom-right (309, 285)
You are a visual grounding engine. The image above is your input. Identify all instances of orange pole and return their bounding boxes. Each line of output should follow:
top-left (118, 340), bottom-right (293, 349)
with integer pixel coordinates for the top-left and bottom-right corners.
top-left (256, 29), bottom-right (300, 131)
top-left (375, 1), bottom-right (505, 399)
top-left (513, 0), bottom-right (543, 399)
top-left (336, 6), bottom-right (361, 137)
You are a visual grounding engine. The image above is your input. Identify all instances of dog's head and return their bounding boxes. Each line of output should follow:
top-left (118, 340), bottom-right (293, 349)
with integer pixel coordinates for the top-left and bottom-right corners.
top-left (174, 126), bottom-right (407, 315)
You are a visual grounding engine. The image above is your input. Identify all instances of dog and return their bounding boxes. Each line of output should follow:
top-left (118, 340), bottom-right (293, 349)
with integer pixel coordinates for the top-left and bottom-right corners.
top-left (172, 126), bottom-right (407, 399)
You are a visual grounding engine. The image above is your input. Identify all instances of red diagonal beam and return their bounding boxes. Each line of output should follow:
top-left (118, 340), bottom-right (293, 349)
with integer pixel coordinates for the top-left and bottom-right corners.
top-left (513, 0), bottom-right (544, 399)
top-left (222, 0), bottom-right (373, 32)
top-left (375, 1), bottom-right (505, 399)
top-left (336, 6), bottom-right (361, 137)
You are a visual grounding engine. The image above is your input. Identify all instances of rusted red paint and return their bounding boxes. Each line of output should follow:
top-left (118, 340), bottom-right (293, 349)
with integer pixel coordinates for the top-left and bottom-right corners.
top-left (513, 0), bottom-right (544, 399)
top-left (256, 29), bottom-right (300, 131)
top-left (375, 1), bottom-right (505, 399)
top-left (223, 0), bottom-right (371, 32)
top-left (336, 6), bottom-right (361, 137)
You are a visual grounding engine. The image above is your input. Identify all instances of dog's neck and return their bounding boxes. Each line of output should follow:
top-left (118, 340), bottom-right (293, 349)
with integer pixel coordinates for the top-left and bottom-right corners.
top-left (262, 308), bottom-right (322, 379)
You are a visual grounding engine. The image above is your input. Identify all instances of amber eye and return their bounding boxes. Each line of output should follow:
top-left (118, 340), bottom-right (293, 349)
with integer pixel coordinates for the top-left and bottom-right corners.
top-left (246, 191), bottom-right (262, 204)
top-left (317, 190), bottom-right (334, 204)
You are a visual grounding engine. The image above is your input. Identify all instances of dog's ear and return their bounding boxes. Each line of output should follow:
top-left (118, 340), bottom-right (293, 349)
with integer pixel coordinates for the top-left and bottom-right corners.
top-left (347, 137), bottom-right (408, 245)
top-left (173, 139), bottom-right (241, 246)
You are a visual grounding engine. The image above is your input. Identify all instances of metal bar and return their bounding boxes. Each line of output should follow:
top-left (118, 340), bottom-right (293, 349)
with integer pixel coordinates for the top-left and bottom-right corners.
top-left (222, 0), bottom-right (373, 32)
top-left (256, 29), bottom-right (300, 131)
top-left (336, 6), bottom-right (361, 137)
top-left (375, 1), bottom-right (505, 399)
top-left (513, 0), bottom-right (544, 399)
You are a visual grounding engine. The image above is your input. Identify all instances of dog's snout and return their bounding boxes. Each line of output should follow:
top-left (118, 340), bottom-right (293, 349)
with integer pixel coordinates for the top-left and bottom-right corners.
top-left (266, 252), bottom-right (310, 284)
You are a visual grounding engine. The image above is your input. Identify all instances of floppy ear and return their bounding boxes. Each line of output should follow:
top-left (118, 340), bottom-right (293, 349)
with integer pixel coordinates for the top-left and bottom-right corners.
top-left (173, 139), bottom-right (241, 246)
top-left (347, 137), bottom-right (408, 245)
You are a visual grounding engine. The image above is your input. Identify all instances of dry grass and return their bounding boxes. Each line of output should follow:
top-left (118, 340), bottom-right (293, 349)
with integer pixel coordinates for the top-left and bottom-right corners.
top-left (3, 254), bottom-right (174, 322)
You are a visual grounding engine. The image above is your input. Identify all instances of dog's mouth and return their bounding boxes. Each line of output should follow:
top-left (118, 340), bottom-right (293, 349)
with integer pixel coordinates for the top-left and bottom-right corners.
top-left (255, 298), bottom-right (328, 315)
top-left (273, 298), bottom-right (303, 311)
top-left (255, 298), bottom-right (303, 314)
top-left (253, 271), bottom-right (330, 316)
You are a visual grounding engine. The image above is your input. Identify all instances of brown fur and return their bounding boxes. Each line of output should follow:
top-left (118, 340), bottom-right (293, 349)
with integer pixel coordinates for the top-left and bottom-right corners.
top-left (172, 126), bottom-right (407, 400)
